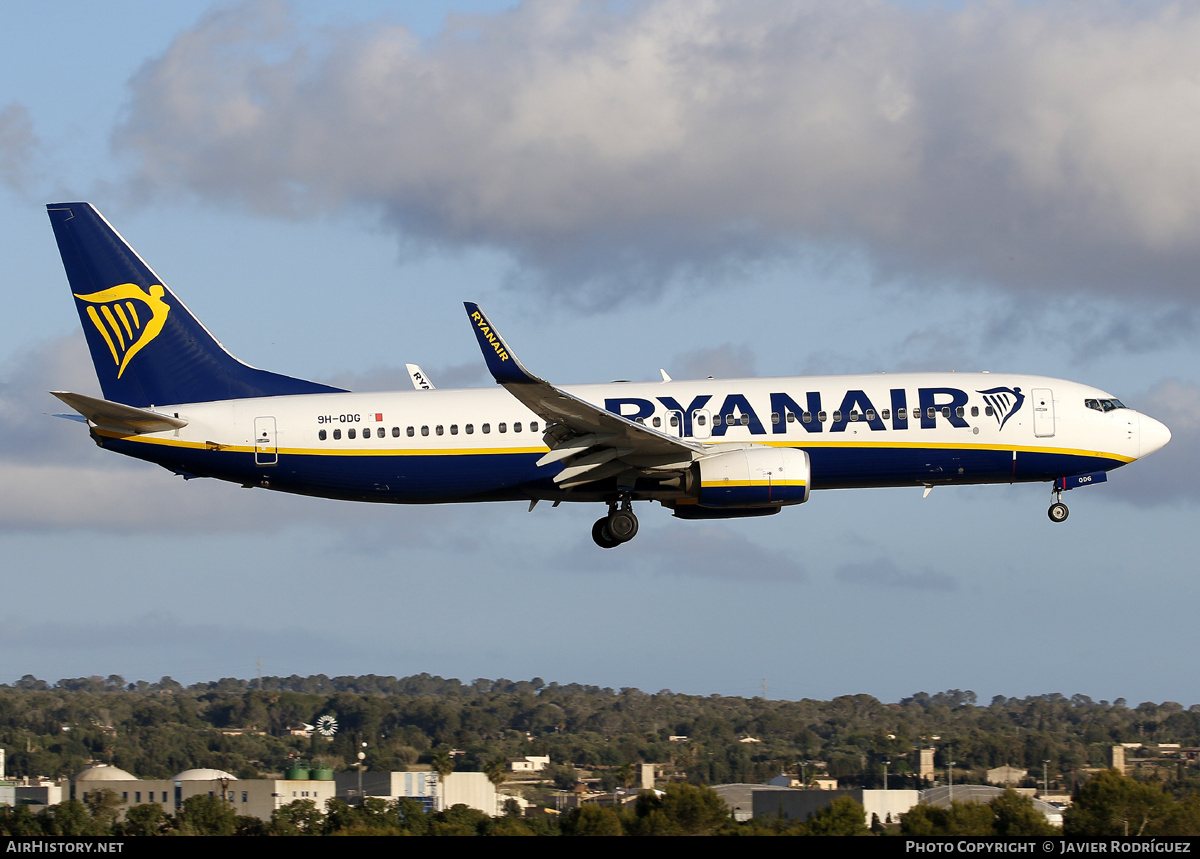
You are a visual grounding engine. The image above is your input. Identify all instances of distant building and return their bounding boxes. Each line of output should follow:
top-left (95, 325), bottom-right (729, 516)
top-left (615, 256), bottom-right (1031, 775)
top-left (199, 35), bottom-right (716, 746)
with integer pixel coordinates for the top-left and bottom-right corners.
top-left (639, 763), bottom-right (658, 790)
top-left (1112, 746), bottom-right (1126, 772)
top-left (334, 770), bottom-right (498, 816)
top-left (917, 748), bottom-right (937, 782)
top-left (987, 765), bottom-right (1027, 786)
top-left (749, 787), bottom-right (920, 826)
top-left (509, 755), bottom-right (550, 773)
top-left (921, 784), bottom-right (1061, 827)
top-left (71, 764), bottom-right (337, 823)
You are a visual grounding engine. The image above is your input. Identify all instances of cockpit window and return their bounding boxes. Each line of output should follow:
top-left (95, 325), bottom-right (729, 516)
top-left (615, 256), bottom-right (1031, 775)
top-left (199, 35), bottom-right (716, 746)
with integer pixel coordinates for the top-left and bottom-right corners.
top-left (1085, 398), bottom-right (1126, 412)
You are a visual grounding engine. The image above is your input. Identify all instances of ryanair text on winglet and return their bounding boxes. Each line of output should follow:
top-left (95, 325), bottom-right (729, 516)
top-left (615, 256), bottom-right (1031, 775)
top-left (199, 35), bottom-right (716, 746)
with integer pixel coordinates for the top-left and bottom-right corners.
top-left (471, 311), bottom-right (510, 362)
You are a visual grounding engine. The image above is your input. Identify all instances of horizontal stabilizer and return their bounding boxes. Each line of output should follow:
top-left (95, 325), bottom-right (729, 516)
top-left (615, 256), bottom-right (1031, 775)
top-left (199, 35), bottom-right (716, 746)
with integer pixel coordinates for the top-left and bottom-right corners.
top-left (51, 391), bottom-right (187, 434)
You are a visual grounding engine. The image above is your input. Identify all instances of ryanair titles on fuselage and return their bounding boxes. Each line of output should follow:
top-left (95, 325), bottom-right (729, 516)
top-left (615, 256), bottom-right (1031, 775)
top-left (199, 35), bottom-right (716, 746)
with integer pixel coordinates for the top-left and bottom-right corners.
top-left (603, 384), bottom-right (1025, 437)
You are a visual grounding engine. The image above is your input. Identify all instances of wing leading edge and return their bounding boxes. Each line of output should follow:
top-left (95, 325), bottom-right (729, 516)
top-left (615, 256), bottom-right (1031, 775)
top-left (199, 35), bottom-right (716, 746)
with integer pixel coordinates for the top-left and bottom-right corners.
top-left (463, 303), bottom-right (702, 489)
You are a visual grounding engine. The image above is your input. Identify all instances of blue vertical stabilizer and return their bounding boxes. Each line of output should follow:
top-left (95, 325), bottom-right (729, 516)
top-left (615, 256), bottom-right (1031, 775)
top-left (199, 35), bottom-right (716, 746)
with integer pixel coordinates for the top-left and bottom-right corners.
top-left (47, 202), bottom-right (346, 407)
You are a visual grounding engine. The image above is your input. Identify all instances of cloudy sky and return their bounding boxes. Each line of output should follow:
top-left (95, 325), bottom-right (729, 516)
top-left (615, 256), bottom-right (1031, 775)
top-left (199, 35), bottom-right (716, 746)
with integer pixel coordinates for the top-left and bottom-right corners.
top-left (1, 0), bottom-right (1197, 706)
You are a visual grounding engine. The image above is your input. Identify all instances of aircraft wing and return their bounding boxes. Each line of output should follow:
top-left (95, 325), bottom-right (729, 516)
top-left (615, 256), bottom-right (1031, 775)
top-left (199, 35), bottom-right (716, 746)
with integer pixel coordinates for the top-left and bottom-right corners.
top-left (464, 303), bottom-right (703, 489)
top-left (51, 391), bottom-right (188, 435)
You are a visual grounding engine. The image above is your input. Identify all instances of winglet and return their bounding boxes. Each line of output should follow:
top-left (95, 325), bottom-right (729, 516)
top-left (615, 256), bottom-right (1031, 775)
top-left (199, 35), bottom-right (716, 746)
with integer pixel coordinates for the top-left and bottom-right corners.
top-left (463, 302), bottom-right (539, 385)
top-left (405, 363), bottom-right (436, 390)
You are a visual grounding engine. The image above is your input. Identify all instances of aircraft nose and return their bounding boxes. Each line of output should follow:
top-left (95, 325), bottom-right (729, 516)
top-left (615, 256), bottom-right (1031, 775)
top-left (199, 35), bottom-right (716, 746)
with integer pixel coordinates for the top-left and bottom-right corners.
top-left (1139, 413), bottom-right (1171, 458)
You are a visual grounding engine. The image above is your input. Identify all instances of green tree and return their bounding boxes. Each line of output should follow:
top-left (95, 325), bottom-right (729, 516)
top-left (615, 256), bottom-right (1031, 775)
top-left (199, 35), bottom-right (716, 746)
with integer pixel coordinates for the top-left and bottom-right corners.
top-left (429, 803), bottom-right (490, 836)
top-left (627, 783), bottom-right (731, 836)
top-left (803, 796), bottom-right (871, 836)
top-left (120, 803), bottom-right (168, 836)
top-left (40, 800), bottom-right (99, 836)
top-left (269, 799), bottom-right (323, 835)
top-left (991, 789), bottom-right (1056, 836)
top-left (561, 804), bottom-right (625, 836)
top-left (430, 749), bottom-right (454, 811)
top-left (0, 805), bottom-right (43, 836)
top-left (83, 787), bottom-right (122, 832)
top-left (174, 794), bottom-right (239, 836)
top-left (1064, 769), bottom-right (1176, 837)
top-left (901, 801), bottom-right (996, 836)
top-left (484, 757), bottom-right (507, 788)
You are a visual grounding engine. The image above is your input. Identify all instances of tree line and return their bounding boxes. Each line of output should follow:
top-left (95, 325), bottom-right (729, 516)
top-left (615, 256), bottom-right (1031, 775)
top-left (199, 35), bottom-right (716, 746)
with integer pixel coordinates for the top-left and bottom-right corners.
top-left (3, 675), bottom-right (1199, 797)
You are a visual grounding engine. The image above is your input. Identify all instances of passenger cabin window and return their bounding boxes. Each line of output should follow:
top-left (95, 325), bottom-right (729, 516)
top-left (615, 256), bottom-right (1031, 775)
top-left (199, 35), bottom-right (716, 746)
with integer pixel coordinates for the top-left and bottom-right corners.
top-left (897, 407), bottom-right (906, 420)
top-left (421, 426), bottom-right (429, 436)
top-left (801, 412), bottom-right (811, 423)
top-left (849, 410), bottom-right (860, 422)
top-left (392, 427), bottom-right (400, 437)
top-left (881, 409), bottom-right (890, 420)
top-left (482, 423), bottom-right (491, 433)
top-left (652, 417), bottom-right (661, 427)
top-left (348, 428), bottom-right (356, 439)
top-left (971, 406), bottom-right (979, 417)
top-left (771, 412), bottom-right (780, 424)
top-left (407, 426), bottom-right (415, 437)
top-left (499, 422), bottom-right (507, 433)
top-left (832, 411), bottom-right (843, 422)
top-left (818, 411), bottom-right (827, 422)
top-left (696, 415), bottom-right (706, 426)
top-left (514, 422), bottom-right (522, 433)
top-left (333, 429), bottom-right (341, 440)
top-left (436, 425), bottom-right (444, 436)
top-left (865, 409), bottom-right (876, 421)
top-left (786, 413), bottom-right (796, 423)
top-left (319, 429), bottom-right (327, 441)
top-left (531, 422), bottom-right (539, 432)
top-left (450, 424), bottom-right (458, 435)
top-left (466, 424), bottom-right (474, 434)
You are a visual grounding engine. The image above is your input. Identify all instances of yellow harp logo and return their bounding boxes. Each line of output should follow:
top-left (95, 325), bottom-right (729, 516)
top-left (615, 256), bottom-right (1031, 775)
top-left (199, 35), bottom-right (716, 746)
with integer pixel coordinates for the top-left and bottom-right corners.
top-left (74, 283), bottom-right (171, 379)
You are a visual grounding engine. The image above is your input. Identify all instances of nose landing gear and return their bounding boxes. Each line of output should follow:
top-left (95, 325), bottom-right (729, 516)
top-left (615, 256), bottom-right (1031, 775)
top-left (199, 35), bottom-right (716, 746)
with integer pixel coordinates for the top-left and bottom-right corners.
top-left (1048, 486), bottom-right (1069, 523)
top-left (591, 497), bottom-right (640, 548)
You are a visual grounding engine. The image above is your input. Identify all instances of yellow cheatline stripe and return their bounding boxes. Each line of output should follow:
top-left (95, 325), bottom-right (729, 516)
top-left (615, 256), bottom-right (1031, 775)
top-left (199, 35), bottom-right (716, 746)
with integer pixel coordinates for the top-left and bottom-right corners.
top-left (94, 430), bottom-right (1133, 464)
top-left (701, 480), bottom-right (807, 489)
top-left (758, 438), bottom-right (1134, 463)
top-left (95, 430), bottom-right (546, 457)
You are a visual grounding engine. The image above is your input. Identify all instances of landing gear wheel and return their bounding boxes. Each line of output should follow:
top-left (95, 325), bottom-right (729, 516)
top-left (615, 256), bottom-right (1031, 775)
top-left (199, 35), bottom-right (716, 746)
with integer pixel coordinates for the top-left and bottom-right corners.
top-left (607, 509), bottom-right (639, 542)
top-left (1048, 502), bottom-right (1069, 523)
top-left (592, 518), bottom-right (621, 548)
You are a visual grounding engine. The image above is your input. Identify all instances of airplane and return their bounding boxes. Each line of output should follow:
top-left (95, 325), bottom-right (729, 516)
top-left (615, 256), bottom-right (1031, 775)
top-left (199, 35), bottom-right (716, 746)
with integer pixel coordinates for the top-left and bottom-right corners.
top-left (46, 202), bottom-right (1172, 548)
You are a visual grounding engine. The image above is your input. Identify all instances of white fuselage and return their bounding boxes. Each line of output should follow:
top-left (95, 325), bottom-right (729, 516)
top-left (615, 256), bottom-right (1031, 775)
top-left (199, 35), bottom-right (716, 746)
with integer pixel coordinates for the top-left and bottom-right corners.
top-left (92, 372), bottom-right (1166, 506)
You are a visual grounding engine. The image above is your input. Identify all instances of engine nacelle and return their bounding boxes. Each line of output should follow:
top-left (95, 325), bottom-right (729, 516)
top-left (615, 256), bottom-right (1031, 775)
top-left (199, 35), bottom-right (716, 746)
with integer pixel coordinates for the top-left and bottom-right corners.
top-left (695, 447), bottom-right (811, 508)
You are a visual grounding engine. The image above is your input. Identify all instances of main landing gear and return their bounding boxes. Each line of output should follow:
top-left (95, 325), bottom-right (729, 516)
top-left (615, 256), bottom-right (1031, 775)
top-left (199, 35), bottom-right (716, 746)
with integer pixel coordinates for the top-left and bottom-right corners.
top-left (592, 497), bottom-right (639, 548)
top-left (1048, 486), bottom-right (1069, 523)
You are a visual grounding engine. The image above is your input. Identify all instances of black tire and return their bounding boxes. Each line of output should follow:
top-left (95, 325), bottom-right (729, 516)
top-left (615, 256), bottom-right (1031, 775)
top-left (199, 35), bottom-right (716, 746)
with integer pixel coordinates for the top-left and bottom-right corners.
top-left (592, 518), bottom-right (621, 548)
top-left (607, 510), bottom-right (639, 542)
top-left (1048, 502), bottom-right (1069, 523)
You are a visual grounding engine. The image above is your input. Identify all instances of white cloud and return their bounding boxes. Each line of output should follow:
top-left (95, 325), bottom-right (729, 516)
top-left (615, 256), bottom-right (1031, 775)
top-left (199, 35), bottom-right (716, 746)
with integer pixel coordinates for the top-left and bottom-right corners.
top-left (0, 102), bottom-right (37, 193)
top-left (115, 0), bottom-right (1200, 306)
